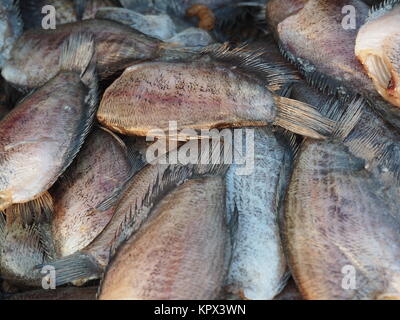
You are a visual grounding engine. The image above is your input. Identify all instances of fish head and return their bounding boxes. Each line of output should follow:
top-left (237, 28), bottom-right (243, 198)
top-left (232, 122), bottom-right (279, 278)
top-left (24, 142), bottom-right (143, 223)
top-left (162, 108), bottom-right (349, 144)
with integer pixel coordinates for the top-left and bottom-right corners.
top-left (355, 6), bottom-right (400, 108)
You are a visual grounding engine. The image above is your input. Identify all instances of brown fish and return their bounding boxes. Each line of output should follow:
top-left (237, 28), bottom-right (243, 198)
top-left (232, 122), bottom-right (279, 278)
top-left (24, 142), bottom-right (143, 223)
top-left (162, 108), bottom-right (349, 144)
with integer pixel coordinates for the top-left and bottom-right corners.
top-left (99, 176), bottom-right (229, 300)
top-left (98, 46), bottom-right (334, 140)
top-left (284, 139), bottom-right (400, 299)
top-left (1, 19), bottom-right (165, 91)
top-left (355, 0), bottom-right (400, 108)
top-left (0, 33), bottom-right (98, 223)
top-left (51, 127), bottom-right (141, 258)
top-left (265, 0), bottom-right (400, 130)
top-left (44, 142), bottom-right (229, 286)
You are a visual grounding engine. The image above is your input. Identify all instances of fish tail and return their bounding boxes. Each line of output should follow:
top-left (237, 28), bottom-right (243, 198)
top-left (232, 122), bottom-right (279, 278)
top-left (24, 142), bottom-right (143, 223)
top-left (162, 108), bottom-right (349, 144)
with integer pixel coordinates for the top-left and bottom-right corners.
top-left (273, 96), bottom-right (336, 139)
top-left (59, 32), bottom-right (96, 81)
top-left (4, 191), bottom-right (53, 225)
top-left (36, 252), bottom-right (102, 287)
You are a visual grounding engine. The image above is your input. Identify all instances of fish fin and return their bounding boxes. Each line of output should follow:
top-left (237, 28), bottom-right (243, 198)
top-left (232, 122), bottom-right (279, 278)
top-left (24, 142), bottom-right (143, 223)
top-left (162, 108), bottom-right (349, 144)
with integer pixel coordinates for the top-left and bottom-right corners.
top-left (109, 141), bottom-right (229, 259)
top-left (57, 33), bottom-right (99, 183)
top-left (333, 97), bottom-right (365, 140)
top-left (369, 0), bottom-right (400, 20)
top-left (201, 43), bottom-right (299, 91)
top-left (59, 32), bottom-right (95, 79)
top-left (273, 96), bottom-right (335, 139)
top-left (278, 43), bottom-right (351, 98)
top-left (73, 0), bottom-right (87, 20)
top-left (35, 252), bottom-right (101, 286)
top-left (4, 192), bottom-right (53, 224)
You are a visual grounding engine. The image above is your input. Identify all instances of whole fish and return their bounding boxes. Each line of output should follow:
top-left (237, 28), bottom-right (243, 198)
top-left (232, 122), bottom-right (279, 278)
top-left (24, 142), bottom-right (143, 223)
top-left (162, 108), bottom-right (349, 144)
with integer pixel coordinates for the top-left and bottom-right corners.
top-left (0, 0), bottom-right (23, 67)
top-left (265, 0), bottom-right (400, 130)
top-left (224, 127), bottom-right (292, 300)
top-left (20, 0), bottom-right (121, 29)
top-left (51, 127), bottom-right (142, 258)
top-left (290, 82), bottom-right (400, 186)
top-left (284, 139), bottom-right (400, 299)
top-left (43, 142), bottom-right (229, 286)
top-left (98, 46), bottom-right (334, 140)
top-left (1, 19), bottom-right (166, 91)
top-left (355, 0), bottom-right (400, 108)
top-left (0, 33), bottom-right (98, 223)
top-left (99, 176), bottom-right (229, 300)
top-left (0, 213), bottom-right (53, 288)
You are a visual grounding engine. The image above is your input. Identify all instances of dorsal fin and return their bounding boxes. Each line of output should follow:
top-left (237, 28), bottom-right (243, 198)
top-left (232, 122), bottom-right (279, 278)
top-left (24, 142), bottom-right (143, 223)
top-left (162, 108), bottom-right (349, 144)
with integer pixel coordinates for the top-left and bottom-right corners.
top-left (201, 43), bottom-right (300, 91)
top-left (369, 0), bottom-right (400, 20)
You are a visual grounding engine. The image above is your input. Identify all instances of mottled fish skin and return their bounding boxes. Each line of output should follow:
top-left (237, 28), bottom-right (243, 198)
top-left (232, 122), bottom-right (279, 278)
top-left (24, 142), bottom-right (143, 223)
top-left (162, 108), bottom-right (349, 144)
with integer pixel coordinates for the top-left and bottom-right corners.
top-left (97, 57), bottom-right (332, 140)
top-left (98, 60), bottom-right (275, 137)
top-left (51, 127), bottom-right (132, 258)
top-left (284, 140), bottom-right (400, 300)
top-left (0, 33), bottom-right (97, 217)
top-left (266, 0), bottom-right (400, 130)
top-left (291, 81), bottom-right (400, 187)
top-left (0, 0), bottom-right (23, 68)
top-left (3, 286), bottom-right (97, 300)
top-left (0, 214), bottom-right (51, 288)
top-left (1, 19), bottom-right (163, 90)
top-left (224, 128), bottom-right (292, 300)
top-left (355, 2), bottom-right (400, 108)
top-left (99, 176), bottom-right (229, 300)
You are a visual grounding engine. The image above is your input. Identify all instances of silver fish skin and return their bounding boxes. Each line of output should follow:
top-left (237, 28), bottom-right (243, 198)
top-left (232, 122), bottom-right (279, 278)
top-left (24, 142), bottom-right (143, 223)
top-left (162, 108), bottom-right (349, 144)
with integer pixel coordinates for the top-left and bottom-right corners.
top-left (224, 127), bottom-right (292, 300)
top-left (284, 139), bottom-right (400, 300)
top-left (0, 0), bottom-right (23, 68)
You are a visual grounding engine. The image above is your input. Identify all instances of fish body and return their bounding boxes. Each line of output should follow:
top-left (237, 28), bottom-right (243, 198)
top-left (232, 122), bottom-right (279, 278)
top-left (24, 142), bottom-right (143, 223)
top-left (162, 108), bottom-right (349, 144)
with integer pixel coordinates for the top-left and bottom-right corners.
top-left (51, 127), bottom-right (133, 258)
top-left (355, 0), bottom-right (400, 108)
top-left (0, 33), bottom-right (98, 222)
top-left (2, 19), bottom-right (162, 90)
top-left (284, 139), bottom-right (400, 299)
top-left (99, 176), bottom-right (229, 300)
top-left (224, 127), bottom-right (292, 300)
top-left (98, 51), bottom-right (334, 140)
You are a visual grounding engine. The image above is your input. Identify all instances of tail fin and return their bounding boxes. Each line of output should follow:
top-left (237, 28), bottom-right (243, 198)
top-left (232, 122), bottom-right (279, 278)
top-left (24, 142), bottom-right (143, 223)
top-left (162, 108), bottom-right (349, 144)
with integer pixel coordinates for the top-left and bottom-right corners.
top-left (59, 32), bottom-right (95, 79)
top-left (35, 252), bottom-right (101, 286)
top-left (273, 96), bottom-right (335, 139)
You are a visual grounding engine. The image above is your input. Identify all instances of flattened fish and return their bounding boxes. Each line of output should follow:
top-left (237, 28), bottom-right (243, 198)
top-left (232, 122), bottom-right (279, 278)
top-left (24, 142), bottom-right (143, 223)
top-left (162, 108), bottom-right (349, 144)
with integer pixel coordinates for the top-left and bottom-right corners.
top-left (284, 139), bottom-right (400, 299)
top-left (224, 128), bottom-right (292, 300)
top-left (98, 46), bottom-right (334, 140)
top-left (0, 33), bottom-right (98, 223)
top-left (1, 19), bottom-right (164, 90)
top-left (99, 177), bottom-right (229, 300)
top-left (51, 127), bottom-right (140, 258)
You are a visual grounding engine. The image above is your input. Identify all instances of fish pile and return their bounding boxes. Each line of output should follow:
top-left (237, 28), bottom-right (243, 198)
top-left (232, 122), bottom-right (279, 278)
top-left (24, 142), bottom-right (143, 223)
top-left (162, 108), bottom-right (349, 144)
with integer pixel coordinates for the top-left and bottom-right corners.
top-left (0, 0), bottom-right (399, 300)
